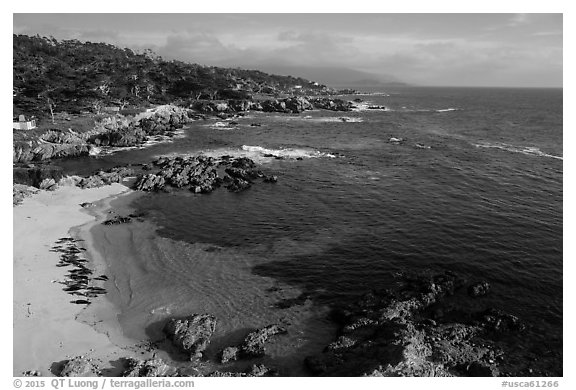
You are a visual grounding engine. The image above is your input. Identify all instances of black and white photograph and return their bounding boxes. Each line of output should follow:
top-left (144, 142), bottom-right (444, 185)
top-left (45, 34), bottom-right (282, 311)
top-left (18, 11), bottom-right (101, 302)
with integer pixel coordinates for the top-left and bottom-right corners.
top-left (9, 4), bottom-right (567, 385)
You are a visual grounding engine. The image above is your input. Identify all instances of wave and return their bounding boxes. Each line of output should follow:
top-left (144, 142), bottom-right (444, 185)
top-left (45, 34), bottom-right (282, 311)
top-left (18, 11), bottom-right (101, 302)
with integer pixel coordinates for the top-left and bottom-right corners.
top-left (269, 115), bottom-right (363, 123)
top-left (205, 121), bottom-right (238, 130)
top-left (307, 116), bottom-right (364, 123)
top-left (351, 102), bottom-right (389, 112)
top-left (190, 145), bottom-right (338, 163)
top-left (241, 145), bottom-right (336, 159)
top-left (474, 142), bottom-right (563, 160)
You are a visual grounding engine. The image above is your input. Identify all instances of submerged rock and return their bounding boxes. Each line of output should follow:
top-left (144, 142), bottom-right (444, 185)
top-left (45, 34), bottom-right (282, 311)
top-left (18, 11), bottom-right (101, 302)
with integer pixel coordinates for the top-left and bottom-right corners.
top-left (209, 364), bottom-right (277, 377)
top-left (468, 281), bottom-right (491, 297)
top-left (163, 314), bottom-right (217, 360)
top-left (102, 216), bottom-right (132, 225)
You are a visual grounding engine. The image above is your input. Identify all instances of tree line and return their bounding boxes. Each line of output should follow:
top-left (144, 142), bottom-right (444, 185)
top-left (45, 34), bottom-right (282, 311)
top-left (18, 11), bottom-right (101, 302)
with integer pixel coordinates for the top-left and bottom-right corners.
top-left (13, 34), bottom-right (326, 119)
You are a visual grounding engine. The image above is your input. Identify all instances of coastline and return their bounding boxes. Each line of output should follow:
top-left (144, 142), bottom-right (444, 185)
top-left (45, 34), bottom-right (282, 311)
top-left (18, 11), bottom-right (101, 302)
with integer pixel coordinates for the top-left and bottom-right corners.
top-left (13, 182), bottom-right (140, 376)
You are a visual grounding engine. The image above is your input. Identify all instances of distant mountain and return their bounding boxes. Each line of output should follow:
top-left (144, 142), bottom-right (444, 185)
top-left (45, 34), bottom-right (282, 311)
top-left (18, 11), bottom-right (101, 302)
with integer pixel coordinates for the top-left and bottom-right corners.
top-left (250, 65), bottom-right (407, 88)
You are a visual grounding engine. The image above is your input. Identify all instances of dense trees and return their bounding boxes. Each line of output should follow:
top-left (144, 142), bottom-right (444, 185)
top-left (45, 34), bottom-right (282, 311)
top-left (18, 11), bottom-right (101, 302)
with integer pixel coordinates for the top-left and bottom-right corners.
top-left (13, 34), bottom-right (326, 119)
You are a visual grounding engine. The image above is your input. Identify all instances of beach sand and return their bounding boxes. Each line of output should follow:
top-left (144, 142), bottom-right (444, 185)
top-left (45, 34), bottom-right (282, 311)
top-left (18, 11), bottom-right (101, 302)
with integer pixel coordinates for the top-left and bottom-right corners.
top-left (13, 183), bottom-right (144, 376)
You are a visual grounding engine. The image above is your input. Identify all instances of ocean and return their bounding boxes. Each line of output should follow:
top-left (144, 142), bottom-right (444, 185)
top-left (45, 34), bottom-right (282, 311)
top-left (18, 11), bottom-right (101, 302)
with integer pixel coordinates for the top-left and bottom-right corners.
top-left (59, 86), bottom-right (563, 375)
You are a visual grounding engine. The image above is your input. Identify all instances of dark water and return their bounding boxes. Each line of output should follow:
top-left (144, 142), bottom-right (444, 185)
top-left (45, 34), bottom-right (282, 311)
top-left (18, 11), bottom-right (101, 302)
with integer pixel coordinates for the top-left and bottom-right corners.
top-left (60, 87), bottom-right (563, 373)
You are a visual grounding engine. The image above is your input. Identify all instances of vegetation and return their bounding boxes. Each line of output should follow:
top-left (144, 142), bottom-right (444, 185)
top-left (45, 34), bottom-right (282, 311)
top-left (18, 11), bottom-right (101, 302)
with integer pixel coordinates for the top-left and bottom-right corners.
top-left (13, 34), bottom-right (329, 119)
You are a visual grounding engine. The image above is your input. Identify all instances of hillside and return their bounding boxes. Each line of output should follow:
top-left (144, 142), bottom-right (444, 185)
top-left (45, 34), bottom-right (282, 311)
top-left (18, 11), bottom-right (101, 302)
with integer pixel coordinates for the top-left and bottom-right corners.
top-left (13, 34), bottom-right (333, 119)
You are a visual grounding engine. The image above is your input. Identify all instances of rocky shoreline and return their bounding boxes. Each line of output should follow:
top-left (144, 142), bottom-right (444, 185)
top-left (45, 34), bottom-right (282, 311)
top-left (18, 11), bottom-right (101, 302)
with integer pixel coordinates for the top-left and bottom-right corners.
top-left (41, 267), bottom-right (559, 377)
top-left (12, 94), bottom-right (364, 188)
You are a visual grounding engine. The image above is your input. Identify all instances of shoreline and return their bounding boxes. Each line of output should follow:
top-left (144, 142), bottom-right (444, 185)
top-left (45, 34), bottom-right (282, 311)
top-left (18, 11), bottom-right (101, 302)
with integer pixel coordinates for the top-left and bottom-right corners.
top-left (13, 182), bottom-right (142, 376)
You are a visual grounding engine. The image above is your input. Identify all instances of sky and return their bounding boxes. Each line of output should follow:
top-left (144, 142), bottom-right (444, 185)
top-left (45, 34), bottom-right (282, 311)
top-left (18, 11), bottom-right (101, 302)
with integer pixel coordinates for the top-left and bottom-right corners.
top-left (13, 13), bottom-right (563, 87)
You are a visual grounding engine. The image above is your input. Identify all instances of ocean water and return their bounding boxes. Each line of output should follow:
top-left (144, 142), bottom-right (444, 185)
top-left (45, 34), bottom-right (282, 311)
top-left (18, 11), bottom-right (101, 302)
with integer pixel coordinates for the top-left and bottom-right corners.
top-left (59, 87), bottom-right (563, 374)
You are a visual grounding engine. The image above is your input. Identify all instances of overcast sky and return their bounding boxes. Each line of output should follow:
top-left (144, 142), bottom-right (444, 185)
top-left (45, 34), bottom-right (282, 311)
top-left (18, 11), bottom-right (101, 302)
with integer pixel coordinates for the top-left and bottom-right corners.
top-left (13, 13), bottom-right (563, 87)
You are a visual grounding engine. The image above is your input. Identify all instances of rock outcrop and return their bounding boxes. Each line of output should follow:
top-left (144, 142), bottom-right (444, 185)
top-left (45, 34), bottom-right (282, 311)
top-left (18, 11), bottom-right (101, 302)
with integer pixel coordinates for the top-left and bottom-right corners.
top-left (309, 97), bottom-right (353, 111)
top-left (133, 155), bottom-right (275, 194)
top-left (219, 324), bottom-right (288, 362)
top-left (303, 272), bottom-right (528, 377)
top-left (13, 105), bottom-right (196, 164)
top-left (468, 281), bottom-right (491, 297)
top-left (13, 184), bottom-right (39, 206)
top-left (57, 356), bottom-right (100, 377)
top-left (122, 358), bottom-right (179, 377)
top-left (77, 167), bottom-right (134, 189)
top-left (189, 96), bottom-right (353, 116)
top-left (163, 314), bottom-right (217, 360)
top-left (13, 141), bottom-right (92, 163)
top-left (13, 164), bottom-right (64, 188)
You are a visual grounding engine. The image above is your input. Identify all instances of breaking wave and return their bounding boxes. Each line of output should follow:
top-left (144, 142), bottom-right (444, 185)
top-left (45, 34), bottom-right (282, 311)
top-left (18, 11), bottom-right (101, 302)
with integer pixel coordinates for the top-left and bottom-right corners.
top-left (475, 142), bottom-right (562, 160)
top-left (189, 145), bottom-right (338, 163)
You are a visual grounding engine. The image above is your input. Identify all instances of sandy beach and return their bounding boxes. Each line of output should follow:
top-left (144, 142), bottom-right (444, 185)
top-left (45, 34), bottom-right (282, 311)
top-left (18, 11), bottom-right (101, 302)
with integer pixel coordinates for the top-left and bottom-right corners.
top-left (13, 183), bottom-right (144, 376)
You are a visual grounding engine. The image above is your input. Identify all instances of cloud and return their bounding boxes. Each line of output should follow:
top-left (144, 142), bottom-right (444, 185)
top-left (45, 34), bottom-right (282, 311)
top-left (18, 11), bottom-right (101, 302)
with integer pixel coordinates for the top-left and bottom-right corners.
top-left (12, 14), bottom-right (563, 87)
top-left (508, 13), bottom-right (531, 27)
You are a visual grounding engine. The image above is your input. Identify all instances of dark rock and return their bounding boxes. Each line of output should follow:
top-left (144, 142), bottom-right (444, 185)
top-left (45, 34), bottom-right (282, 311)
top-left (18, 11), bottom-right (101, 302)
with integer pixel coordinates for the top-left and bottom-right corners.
top-left (134, 174), bottom-right (166, 192)
top-left (309, 97), bottom-right (353, 111)
top-left (78, 167), bottom-right (134, 189)
top-left (13, 164), bottom-right (64, 188)
top-left (209, 364), bottom-right (277, 377)
top-left (468, 281), bottom-right (491, 297)
top-left (58, 357), bottom-right (100, 377)
top-left (163, 314), bottom-right (217, 359)
top-left (71, 300), bottom-right (91, 305)
top-left (240, 324), bottom-right (288, 358)
top-left (122, 358), bottom-right (179, 377)
top-left (263, 175), bottom-right (278, 183)
top-left (303, 271), bottom-right (529, 377)
top-left (478, 308), bottom-right (525, 333)
top-left (456, 362), bottom-right (499, 377)
top-left (22, 370), bottom-right (41, 376)
top-left (102, 216), bottom-right (132, 225)
top-left (225, 177), bottom-right (251, 192)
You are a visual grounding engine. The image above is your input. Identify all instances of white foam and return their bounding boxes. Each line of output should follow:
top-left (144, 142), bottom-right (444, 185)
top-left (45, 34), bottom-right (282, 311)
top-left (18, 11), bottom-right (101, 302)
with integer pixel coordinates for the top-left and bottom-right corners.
top-left (351, 102), bottom-right (389, 112)
top-left (475, 143), bottom-right (563, 160)
top-left (206, 121), bottom-right (238, 130)
top-left (269, 114), bottom-right (364, 123)
top-left (435, 108), bottom-right (460, 112)
top-left (194, 145), bottom-right (338, 164)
